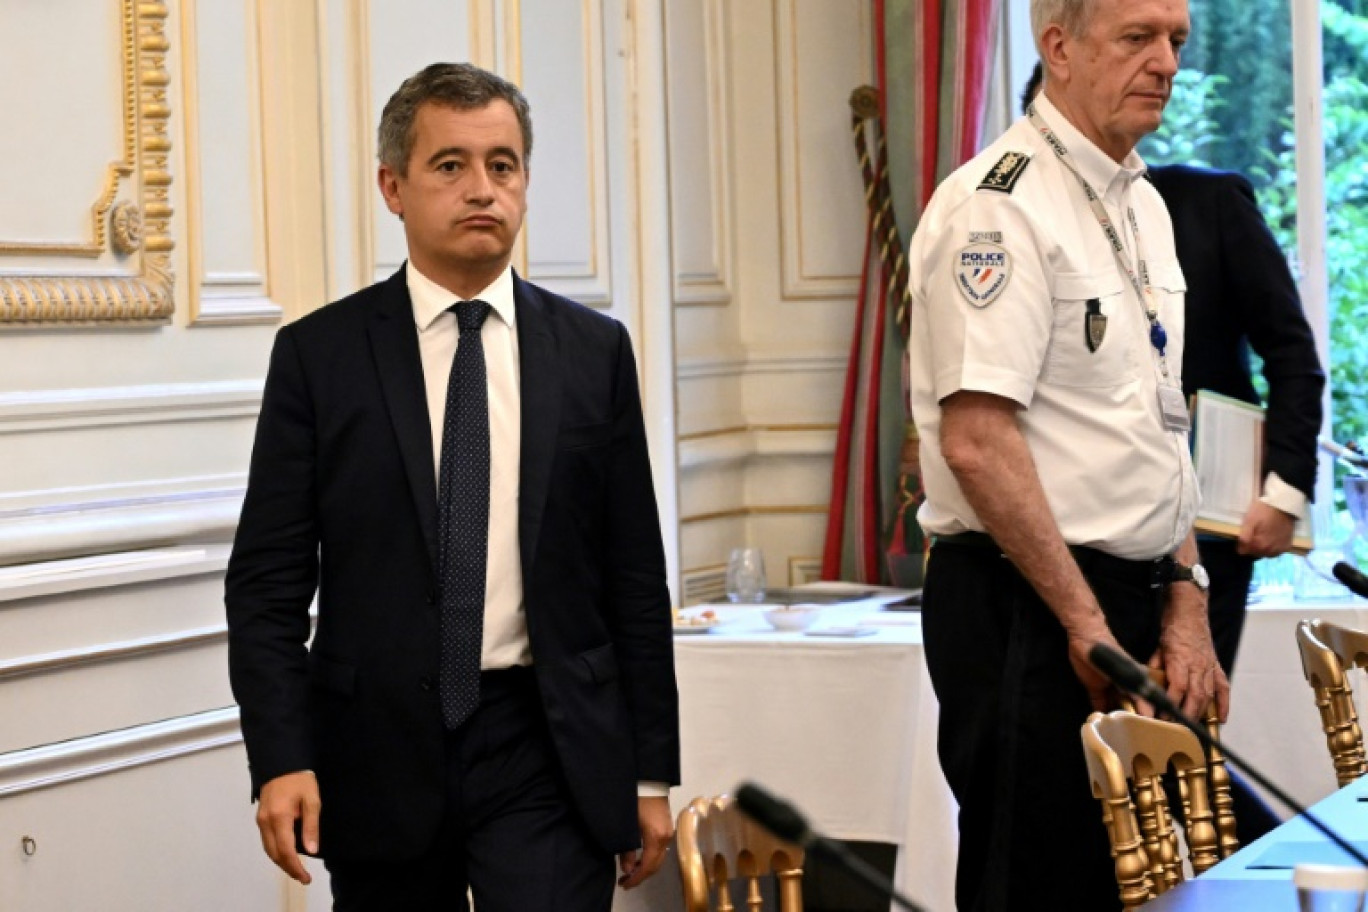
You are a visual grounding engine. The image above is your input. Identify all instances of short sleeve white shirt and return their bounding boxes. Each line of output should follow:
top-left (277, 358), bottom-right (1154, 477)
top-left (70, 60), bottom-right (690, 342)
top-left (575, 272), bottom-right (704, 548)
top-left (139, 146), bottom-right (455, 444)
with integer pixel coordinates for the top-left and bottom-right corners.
top-left (908, 93), bottom-right (1199, 561)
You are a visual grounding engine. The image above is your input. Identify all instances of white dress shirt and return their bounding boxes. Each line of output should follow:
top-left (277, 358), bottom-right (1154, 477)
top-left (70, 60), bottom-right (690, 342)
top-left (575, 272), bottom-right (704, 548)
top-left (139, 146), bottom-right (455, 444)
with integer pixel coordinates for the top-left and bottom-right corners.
top-left (409, 262), bottom-right (530, 670)
top-left (908, 93), bottom-right (1199, 560)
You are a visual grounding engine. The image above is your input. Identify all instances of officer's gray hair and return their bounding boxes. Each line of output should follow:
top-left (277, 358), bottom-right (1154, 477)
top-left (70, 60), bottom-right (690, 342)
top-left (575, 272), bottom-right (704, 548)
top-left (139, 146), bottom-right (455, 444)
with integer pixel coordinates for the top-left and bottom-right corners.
top-left (1030, 0), bottom-right (1098, 53)
top-left (378, 62), bottom-right (533, 177)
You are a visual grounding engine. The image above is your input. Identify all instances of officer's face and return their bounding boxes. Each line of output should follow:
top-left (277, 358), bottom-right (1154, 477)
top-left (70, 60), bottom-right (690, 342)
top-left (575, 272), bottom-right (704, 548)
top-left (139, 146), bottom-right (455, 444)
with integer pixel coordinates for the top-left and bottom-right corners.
top-left (1049, 0), bottom-right (1190, 161)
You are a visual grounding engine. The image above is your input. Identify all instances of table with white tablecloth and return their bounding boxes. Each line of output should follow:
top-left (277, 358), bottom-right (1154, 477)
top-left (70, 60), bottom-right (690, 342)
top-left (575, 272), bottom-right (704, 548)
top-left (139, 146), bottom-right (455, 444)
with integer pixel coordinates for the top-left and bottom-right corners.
top-left (613, 591), bottom-right (957, 912)
top-left (1222, 594), bottom-right (1368, 811)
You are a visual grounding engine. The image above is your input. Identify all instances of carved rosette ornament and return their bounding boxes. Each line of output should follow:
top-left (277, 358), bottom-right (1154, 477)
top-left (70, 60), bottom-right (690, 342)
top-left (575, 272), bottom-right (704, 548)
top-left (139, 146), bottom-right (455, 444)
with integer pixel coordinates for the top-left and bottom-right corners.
top-left (110, 202), bottom-right (143, 255)
top-left (0, 0), bottom-right (174, 325)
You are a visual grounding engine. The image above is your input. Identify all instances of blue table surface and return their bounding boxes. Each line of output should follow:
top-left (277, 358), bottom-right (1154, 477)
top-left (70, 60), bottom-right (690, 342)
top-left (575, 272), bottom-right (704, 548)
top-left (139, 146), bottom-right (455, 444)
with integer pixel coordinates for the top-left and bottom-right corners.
top-left (1140, 775), bottom-right (1368, 909)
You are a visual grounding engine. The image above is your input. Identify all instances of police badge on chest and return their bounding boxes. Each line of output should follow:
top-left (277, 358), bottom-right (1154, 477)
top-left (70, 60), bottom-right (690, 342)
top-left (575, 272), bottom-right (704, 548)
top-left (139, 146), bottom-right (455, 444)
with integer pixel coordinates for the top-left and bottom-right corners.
top-left (1084, 298), bottom-right (1107, 352)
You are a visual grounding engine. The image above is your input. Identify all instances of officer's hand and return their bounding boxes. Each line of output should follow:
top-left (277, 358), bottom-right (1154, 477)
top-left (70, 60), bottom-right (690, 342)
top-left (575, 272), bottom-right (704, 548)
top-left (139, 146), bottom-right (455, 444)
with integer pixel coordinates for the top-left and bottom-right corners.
top-left (1067, 628), bottom-right (1124, 714)
top-left (1157, 587), bottom-right (1230, 723)
top-left (256, 770), bottom-right (320, 885)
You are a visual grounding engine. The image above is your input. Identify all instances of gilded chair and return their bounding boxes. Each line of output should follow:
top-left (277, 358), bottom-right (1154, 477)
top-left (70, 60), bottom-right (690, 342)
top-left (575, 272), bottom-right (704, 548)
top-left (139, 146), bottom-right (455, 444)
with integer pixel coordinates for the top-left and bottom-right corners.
top-left (676, 795), bottom-right (805, 912)
top-left (1081, 710), bottom-right (1223, 910)
top-left (1118, 670), bottom-right (1239, 859)
top-left (1297, 618), bottom-right (1368, 785)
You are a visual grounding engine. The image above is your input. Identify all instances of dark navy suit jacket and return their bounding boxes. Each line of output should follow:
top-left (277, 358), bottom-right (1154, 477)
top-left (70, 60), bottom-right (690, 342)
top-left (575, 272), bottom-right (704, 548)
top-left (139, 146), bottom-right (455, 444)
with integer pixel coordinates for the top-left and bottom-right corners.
top-left (225, 267), bottom-right (679, 860)
top-left (1148, 164), bottom-right (1324, 498)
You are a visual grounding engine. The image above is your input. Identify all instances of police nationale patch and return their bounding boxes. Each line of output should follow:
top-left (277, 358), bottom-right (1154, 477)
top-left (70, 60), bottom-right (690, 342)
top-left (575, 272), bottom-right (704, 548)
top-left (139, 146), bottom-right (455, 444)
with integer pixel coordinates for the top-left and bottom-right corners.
top-left (955, 243), bottom-right (1012, 308)
top-left (978, 152), bottom-right (1032, 193)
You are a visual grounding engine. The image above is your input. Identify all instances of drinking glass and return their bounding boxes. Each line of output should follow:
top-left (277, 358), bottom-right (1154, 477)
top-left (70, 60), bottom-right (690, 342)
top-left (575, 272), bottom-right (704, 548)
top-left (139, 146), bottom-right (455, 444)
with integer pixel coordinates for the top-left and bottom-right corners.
top-left (1295, 863), bottom-right (1368, 911)
top-left (726, 548), bottom-right (767, 603)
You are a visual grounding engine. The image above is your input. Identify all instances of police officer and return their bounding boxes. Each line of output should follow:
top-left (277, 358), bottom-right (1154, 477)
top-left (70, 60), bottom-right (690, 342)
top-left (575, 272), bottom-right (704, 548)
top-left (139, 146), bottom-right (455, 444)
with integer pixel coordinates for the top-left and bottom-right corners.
top-left (907, 0), bottom-right (1228, 908)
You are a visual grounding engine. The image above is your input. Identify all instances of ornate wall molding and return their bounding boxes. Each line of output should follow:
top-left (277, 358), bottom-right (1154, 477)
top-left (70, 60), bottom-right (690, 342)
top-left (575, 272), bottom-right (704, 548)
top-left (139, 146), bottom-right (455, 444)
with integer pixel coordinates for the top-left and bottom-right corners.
top-left (0, 380), bottom-right (262, 434)
top-left (0, 480), bottom-right (245, 568)
top-left (0, 708), bottom-right (241, 797)
top-left (0, 622), bottom-right (225, 682)
top-left (0, 0), bottom-right (175, 324)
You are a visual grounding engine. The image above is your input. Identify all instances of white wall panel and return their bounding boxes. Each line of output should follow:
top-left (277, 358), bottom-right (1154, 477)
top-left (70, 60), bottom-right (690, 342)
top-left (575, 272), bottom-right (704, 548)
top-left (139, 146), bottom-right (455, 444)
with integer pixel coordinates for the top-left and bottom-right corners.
top-left (0, 1), bottom-right (122, 249)
top-left (519, 0), bottom-right (612, 306)
top-left (182, 0), bottom-right (280, 323)
top-left (665, 0), bottom-right (732, 306)
top-left (773, 0), bottom-right (872, 299)
top-left (0, 736), bottom-right (279, 911)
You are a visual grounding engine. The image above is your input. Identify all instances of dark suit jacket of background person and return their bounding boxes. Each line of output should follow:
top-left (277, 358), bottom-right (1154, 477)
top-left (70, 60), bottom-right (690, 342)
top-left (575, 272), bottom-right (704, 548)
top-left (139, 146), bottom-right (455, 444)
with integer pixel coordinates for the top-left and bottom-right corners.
top-left (1148, 164), bottom-right (1324, 500)
top-left (225, 266), bottom-right (680, 862)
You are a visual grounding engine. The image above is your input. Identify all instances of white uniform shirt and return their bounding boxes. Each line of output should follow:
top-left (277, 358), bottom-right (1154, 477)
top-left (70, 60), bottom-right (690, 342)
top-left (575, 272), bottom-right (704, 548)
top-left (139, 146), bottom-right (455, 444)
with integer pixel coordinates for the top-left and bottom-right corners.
top-left (409, 262), bottom-right (531, 670)
top-left (908, 93), bottom-right (1199, 561)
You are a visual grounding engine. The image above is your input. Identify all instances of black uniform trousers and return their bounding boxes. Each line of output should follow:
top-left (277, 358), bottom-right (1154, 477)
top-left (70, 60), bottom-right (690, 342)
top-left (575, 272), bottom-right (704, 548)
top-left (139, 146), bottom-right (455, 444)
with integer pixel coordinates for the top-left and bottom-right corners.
top-left (922, 537), bottom-right (1165, 912)
top-left (323, 667), bottom-right (615, 911)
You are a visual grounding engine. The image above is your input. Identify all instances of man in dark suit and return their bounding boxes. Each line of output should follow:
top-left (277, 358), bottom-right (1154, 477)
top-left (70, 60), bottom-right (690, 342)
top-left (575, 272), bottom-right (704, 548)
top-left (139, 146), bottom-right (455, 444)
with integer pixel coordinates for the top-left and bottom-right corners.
top-left (226, 62), bottom-right (679, 911)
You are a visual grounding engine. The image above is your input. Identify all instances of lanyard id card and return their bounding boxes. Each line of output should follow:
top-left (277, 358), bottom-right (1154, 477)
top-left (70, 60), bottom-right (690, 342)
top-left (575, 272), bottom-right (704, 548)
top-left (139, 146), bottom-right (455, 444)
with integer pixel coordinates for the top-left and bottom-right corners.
top-left (1157, 384), bottom-right (1190, 433)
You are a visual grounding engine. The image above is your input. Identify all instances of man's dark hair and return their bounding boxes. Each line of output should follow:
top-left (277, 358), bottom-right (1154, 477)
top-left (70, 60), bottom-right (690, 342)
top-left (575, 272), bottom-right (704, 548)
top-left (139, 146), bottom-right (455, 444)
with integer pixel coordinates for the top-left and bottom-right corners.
top-left (1021, 61), bottom-right (1044, 116)
top-left (378, 62), bottom-right (533, 176)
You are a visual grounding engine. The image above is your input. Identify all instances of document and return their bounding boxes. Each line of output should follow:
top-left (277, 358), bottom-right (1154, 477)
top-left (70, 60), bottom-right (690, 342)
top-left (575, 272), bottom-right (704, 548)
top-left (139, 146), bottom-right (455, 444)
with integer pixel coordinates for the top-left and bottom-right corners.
top-left (1190, 389), bottom-right (1313, 554)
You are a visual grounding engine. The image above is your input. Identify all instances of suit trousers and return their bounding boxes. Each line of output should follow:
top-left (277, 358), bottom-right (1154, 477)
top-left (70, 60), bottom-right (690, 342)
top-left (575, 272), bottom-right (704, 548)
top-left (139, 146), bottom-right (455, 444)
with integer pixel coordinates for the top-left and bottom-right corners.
top-left (922, 538), bottom-right (1164, 912)
top-left (324, 667), bottom-right (616, 911)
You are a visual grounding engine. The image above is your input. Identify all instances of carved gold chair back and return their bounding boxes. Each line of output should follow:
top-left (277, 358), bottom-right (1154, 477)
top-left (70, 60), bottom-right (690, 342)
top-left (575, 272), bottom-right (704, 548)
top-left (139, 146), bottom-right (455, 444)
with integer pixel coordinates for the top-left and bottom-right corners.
top-left (1297, 619), bottom-right (1368, 786)
top-left (676, 795), bottom-right (805, 912)
top-left (1117, 669), bottom-right (1239, 860)
top-left (1081, 711), bottom-right (1223, 911)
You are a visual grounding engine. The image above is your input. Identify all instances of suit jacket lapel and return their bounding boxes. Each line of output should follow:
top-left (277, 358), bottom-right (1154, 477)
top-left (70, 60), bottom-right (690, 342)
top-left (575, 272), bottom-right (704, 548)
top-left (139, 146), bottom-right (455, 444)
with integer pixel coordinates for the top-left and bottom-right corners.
top-left (367, 267), bottom-right (439, 568)
top-left (515, 273), bottom-right (561, 577)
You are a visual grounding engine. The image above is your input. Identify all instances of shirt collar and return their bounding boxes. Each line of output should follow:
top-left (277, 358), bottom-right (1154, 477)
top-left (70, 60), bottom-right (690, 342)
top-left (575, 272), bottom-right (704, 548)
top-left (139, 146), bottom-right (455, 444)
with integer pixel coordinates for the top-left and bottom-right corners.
top-left (407, 261), bottom-right (517, 332)
top-left (1033, 93), bottom-right (1147, 198)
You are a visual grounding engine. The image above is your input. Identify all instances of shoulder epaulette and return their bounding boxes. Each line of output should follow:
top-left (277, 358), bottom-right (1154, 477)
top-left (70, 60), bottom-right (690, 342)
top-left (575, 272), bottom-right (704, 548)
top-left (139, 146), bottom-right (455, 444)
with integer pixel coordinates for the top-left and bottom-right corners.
top-left (978, 152), bottom-right (1032, 194)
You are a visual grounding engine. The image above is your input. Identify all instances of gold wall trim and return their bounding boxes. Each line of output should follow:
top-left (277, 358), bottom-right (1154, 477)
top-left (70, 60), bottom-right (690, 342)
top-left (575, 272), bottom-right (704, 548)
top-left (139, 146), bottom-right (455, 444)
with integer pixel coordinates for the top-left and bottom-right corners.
top-left (677, 422), bottom-right (838, 442)
top-left (680, 504), bottom-right (827, 525)
top-left (0, 0), bottom-right (175, 324)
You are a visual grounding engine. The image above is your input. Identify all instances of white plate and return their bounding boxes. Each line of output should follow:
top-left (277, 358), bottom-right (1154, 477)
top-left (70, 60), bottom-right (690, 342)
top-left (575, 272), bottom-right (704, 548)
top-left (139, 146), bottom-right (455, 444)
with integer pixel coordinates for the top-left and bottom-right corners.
top-left (673, 621), bottom-right (720, 635)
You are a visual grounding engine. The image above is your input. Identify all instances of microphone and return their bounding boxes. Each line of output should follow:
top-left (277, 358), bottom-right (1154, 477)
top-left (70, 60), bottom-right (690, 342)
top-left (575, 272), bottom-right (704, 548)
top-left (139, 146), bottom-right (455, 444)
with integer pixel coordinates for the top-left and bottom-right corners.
top-left (1333, 561), bottom-right (1368, 600)
top-left (1087, 643), bottom-right (1368, 867)
top-left (735, 783), bottom-right (927, 912)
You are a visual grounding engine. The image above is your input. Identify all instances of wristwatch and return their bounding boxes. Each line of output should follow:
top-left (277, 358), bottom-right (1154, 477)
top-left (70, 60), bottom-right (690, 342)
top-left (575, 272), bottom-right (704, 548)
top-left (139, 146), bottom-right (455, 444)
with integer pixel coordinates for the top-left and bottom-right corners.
top-left (1170, 561), bottom-right (1210, 593)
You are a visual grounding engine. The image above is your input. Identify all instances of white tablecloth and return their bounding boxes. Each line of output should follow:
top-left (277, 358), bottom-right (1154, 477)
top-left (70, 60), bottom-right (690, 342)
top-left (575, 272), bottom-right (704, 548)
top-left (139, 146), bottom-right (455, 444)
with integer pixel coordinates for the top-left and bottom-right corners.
top-left (614, 592), bottom-right (957, 912)
top-left (1223, 594), bottom-right (1368, 811)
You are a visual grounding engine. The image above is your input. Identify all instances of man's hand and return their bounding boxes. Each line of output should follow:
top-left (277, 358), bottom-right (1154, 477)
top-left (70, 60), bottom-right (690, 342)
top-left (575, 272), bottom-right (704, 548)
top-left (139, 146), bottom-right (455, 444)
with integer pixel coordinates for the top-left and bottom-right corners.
top-left (256, 770), bottom-right (320, 885)
top-left (1154, 584), bottom-right (1231, 722)
top-left (1066, 627), bottom-right (1127, 713)
top-left (618, 796), bottom-right (674, 890)
top-left (1237, 498), bottom-right (1297, 558)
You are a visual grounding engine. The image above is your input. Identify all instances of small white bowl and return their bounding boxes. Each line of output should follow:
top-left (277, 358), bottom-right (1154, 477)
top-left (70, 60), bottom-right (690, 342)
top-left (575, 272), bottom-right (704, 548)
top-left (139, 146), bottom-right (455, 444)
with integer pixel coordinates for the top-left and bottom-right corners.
top-left (763, 604), bottom-right (822, 632)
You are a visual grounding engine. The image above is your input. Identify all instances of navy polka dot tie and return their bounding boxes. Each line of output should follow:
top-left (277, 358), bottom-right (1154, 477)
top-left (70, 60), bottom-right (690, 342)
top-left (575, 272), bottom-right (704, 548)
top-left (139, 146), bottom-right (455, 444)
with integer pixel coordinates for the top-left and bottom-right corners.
top-left (436, 299), bottom-right (491, 729)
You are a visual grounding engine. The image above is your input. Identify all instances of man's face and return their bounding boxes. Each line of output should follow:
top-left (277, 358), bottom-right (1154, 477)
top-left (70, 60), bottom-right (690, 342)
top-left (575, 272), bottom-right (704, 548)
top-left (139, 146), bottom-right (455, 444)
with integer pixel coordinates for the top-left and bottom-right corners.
top-left (378, 99), bottom-right (528, 293)
top-left (1053, 0), bottom-right (1190, 159)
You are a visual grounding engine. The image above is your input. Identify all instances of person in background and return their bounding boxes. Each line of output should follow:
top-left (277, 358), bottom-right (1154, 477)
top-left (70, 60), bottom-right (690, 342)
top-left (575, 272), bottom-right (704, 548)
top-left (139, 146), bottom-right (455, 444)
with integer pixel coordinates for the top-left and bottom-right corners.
top-left (1026, 58), bottom-right (1326, 843)
top-left (226, 62), bottom-right (679, 911)
top-left (908, 1), bottom-right (1227, 907)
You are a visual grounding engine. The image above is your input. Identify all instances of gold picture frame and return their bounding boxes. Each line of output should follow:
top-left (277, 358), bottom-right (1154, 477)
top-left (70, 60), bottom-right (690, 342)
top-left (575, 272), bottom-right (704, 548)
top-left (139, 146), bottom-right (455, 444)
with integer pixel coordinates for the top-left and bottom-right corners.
top-left (0, 0), bottom-right (174, 325)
